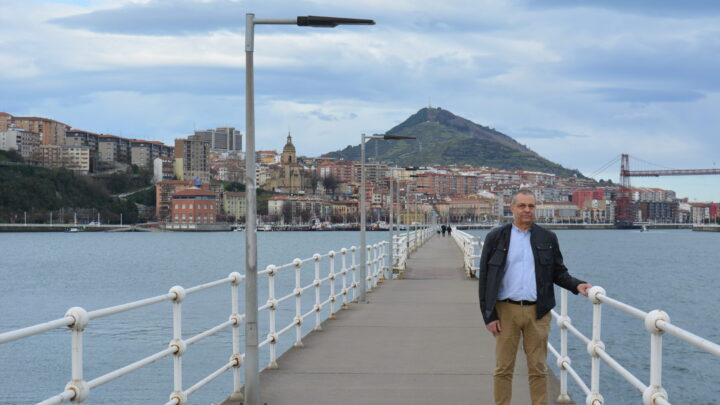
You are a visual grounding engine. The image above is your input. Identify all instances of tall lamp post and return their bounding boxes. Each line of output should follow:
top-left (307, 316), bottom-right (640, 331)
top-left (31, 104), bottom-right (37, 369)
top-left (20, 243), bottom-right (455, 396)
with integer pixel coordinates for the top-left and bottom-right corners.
top-left (245, 14), bottom-right (374, 405)
top-left (359, 134), bottom-right (414, 304)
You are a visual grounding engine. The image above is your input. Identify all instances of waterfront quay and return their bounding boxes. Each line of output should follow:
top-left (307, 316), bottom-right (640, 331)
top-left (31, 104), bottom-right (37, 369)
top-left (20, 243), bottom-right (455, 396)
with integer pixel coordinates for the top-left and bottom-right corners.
top-left (222, 235), bottom-right (565, 405)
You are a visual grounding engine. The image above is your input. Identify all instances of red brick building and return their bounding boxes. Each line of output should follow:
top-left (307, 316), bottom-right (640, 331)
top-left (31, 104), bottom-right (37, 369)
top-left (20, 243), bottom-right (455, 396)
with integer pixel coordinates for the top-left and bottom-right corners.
top-left (170, 188), bottom-right (217, 224)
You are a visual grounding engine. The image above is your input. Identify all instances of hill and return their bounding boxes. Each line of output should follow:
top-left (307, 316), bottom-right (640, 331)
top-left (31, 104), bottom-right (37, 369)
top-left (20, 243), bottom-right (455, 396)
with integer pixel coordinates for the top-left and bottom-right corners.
top-left (324, 107), bottom-right (583, 177)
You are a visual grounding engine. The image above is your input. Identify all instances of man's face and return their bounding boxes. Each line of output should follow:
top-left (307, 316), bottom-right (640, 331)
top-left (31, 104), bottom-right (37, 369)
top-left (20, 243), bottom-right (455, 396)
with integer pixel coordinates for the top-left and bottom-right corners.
top-left (511, 193), bottom-right (536, 227)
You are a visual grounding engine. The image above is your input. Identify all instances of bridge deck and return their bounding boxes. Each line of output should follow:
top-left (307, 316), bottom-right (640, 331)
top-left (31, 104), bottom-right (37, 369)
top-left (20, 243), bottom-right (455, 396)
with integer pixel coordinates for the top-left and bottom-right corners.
top-left (224, 235), bottom-right (567, 405)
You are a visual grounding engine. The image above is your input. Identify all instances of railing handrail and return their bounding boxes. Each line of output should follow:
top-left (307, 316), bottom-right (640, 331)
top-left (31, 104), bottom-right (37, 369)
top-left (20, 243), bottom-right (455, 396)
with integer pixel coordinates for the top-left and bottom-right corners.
top-left (450, 229), bottom-right (719, 404)
top-left (450, 228), bottom-right (482, 278)
top-left (548, 286), bottom-right (720, 405)
top-left (1, 240), bottom-right (400, 405)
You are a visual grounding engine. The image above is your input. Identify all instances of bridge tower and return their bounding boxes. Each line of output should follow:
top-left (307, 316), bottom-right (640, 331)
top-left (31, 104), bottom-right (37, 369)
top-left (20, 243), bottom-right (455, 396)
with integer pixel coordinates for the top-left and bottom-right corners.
top-left (615, 154), bottom-right (634, 225)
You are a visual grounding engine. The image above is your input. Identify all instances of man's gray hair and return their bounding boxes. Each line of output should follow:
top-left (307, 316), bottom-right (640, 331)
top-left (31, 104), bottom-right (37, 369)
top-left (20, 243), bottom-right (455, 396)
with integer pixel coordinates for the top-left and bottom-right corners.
top-left (511, 189), bottom-right (535, 205)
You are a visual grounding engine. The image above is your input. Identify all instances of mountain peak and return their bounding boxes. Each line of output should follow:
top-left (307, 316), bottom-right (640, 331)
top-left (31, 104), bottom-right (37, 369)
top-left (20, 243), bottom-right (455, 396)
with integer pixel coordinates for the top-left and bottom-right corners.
top-left (325, 107), bottom-right (582, 178)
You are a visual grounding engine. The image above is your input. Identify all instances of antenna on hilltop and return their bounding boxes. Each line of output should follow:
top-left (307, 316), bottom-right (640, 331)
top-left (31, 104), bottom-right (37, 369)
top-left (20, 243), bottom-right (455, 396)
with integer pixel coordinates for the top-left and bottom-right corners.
top-left (428, 97), bottom-right (432, 109)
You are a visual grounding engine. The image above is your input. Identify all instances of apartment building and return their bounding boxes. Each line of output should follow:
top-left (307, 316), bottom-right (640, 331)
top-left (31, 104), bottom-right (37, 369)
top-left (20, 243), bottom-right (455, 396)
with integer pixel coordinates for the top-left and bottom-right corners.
top-left (194, 127), bottom-right (242, 153)
top-left (0, 124), bottom-right (40, 159)
top-left (174, 135), bottom-right (210, 183)
top-left (0, 112), bottom-right (70, 145)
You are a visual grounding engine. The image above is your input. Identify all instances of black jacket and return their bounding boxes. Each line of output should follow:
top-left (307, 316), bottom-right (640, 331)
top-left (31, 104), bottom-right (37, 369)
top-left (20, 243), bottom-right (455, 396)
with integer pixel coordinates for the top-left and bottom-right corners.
top-left (478, 223), bottom-right (585, 324)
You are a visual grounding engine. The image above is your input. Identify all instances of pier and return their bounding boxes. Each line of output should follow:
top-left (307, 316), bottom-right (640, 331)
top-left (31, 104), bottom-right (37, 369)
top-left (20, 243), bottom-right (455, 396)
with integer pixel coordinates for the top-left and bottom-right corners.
top-left (2, 228), bottom-right (719, 405)
top-left (222, 235), bottom-right (565, 405)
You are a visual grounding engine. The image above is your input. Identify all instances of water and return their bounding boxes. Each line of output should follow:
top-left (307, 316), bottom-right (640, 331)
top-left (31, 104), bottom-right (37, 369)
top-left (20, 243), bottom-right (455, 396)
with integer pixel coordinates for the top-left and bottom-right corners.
top-left (468, 229), bottom-right (720, 405)
top-left (0, 231), bottom-right (388, 405)
top-left (1, 230), bottom-right (719, 404)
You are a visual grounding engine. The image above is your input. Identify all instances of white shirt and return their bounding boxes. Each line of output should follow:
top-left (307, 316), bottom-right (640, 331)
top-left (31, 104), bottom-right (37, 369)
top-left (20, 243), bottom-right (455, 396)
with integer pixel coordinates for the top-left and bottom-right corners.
top-left (497, 224), bottom-right (537, 301)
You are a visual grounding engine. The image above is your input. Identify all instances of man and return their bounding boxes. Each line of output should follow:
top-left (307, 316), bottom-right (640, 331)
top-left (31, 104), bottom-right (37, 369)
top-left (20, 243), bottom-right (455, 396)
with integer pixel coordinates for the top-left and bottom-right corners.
top-left (478, 190), bottom-right (592, 405)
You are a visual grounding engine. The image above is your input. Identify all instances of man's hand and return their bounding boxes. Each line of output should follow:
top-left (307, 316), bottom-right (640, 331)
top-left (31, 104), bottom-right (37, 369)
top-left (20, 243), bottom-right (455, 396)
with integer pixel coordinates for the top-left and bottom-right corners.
top-left (577, 283), bottom-right (592, 296)
top-left (486, 320), bottom-right (502, 336)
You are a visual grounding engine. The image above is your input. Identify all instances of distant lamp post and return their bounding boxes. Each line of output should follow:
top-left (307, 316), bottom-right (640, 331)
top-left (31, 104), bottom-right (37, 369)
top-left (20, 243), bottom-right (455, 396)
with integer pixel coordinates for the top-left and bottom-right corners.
top-left (244, 14), bottom-right (374, 405)
top-left (359, 134), bottom-right (414, 303)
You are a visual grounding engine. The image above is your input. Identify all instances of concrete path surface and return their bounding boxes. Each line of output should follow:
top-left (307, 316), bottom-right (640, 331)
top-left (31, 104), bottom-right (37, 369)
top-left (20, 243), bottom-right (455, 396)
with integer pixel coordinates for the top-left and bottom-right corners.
top-left (223, 235), bottom-right (570, 405)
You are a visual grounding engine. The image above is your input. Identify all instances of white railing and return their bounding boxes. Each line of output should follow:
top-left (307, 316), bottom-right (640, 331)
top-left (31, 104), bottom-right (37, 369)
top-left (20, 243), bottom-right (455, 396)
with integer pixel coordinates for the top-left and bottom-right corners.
top-left (0, 241), bottom-right (390, 405)
top-left (451, 229), bottom-right (482, 278)
top-left (549, 286), bottom-right (720, 405)
top-left (391, 226), bottom-right (434, 276)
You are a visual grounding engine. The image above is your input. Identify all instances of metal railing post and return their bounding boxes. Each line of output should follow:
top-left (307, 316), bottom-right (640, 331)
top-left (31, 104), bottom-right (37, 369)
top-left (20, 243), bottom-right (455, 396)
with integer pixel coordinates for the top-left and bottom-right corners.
top-left (340, 248), bottom-right (349, 310)
top-left (556, 289), bottom-right (573, 403)
top-left (644, 310), bottom-right (670, 404)
top-left (229, 272), bottom-right (243, 399)
top-left (65, 307), bottom-right (90, 405)
top-left (329, 252), bottom-right (337, 319)
top-left (293, 258), bottom-right (304, 348)
top-left (351, 246), bottom-right (358, 303)
top-left (266, 265), bottom-right (278, 369)
top-left (168, 286), bottom-right (187, 405)
top-left (314, 254), bottom-right (323, 330)
top-left (587, 287), bottom-right (606, 405)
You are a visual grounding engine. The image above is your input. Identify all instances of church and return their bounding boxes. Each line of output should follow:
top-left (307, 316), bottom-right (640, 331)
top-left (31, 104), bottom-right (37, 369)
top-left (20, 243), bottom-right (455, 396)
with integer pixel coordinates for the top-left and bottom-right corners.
top-left (265, 133), bottom-right (314, 194)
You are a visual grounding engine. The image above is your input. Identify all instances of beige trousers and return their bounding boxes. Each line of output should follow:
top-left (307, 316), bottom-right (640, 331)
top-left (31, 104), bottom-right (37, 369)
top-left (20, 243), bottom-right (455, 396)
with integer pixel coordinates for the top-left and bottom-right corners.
top-left (493, 301), bottom-right (551, 405)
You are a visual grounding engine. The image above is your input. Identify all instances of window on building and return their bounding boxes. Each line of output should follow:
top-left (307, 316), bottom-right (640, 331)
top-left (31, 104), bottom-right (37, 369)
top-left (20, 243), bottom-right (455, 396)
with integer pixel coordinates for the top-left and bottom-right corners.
top-left (182, 204), bottom-right (186, 209)
top-left (189, 204), bottom-right (193, 209)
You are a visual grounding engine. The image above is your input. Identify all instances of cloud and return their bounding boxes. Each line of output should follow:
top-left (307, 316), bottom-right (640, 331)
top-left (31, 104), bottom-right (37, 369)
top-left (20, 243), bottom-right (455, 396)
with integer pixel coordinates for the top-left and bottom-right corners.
top-left (587, 87), bottom-right (706, 103)
top-left (514, 128), bottom-right (590, 139)
top-left (525, 0), bottom-right (720, 18)
top-left (49, 0), bottom-right (246, 35)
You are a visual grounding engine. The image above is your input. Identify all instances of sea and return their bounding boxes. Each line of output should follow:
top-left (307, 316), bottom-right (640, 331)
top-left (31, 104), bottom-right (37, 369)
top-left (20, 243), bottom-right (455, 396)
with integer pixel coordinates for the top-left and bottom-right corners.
top-left (1, 229), bottom-right (718, 404)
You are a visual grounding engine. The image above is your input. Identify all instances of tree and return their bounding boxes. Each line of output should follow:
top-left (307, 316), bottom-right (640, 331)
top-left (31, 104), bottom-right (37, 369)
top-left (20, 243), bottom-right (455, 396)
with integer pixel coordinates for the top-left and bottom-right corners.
top-left (322, 175), bottom-right (339, 195)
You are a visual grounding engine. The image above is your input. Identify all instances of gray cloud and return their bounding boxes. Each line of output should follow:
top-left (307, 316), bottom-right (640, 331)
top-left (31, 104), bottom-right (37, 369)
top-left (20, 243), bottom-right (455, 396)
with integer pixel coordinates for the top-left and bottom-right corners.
top-left (514, 128), bottom-right (590, 139)
top-left (49, 0), bottom-right (246, 35)
top-left (587, 87), bottom-right (706, 103)
top-left (525, 0), bottom-right (720, 17)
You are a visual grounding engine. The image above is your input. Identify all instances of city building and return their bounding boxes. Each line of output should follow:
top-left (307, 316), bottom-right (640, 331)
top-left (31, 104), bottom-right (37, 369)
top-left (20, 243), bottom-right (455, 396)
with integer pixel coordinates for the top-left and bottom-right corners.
top-left (265, 133), bottom-right (314, 194)
top-left (353, 161), bottom-right (388, 184)
top-left (193, 127), bottom-right (242, 153)
top-left (317, 160), bottom-right (354, 183)
top-left (0, 124), bottom-right (40, 159)
top-left (223, 191), bottom-right (246, 221)
top-left (170, 188), bottom-right (217, 225)
top-left (61, 145), bottom-right (91, 174)
top-left (581, 199), bottom-right (615, 223)
top-left (268, 195), bottom-right (331, 223)
top-left (256, 150), bottom-right (279, 165)
top-left (0, 112), bottom-right (70, 145)
top-left (155, 180), bottom-right (195, 221)
top-left (97, 135), bottom-right (131, 166)
top-left (174, 135), bottom-right (210, 183)
top-left (535, 201), bottom-right (580, 222)
top-left (153, 157), bottom-right (175, 183)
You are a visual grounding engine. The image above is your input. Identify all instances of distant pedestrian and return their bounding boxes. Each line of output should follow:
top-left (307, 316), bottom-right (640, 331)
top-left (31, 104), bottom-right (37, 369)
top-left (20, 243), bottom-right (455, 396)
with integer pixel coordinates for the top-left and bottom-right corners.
top-left (446, 225), bottom-right (452, 236)
top-left (479, 189), bottom-right (592, 405)
top-left (441, 224), bottom-right (447, 236)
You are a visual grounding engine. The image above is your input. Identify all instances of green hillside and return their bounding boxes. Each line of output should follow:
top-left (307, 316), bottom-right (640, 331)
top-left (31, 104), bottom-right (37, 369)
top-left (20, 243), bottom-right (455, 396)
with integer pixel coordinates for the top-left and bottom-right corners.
top-left (325, 107), bottom-right (583, 177)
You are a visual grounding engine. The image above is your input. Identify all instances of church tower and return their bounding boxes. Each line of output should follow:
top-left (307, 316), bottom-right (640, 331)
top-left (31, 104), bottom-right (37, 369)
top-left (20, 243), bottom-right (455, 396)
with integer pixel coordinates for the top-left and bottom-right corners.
top-left (281, 132), bottom-right (297, 165)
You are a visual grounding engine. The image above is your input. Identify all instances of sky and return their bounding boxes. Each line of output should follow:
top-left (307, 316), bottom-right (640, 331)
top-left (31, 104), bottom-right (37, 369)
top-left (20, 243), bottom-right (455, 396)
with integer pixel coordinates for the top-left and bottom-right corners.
top-left (2, 0), bottom-right (720, 201)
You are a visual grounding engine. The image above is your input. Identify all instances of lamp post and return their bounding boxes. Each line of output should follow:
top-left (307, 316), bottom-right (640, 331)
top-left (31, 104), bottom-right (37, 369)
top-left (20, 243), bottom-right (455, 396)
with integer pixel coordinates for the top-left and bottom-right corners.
top-left (359, 134), bottom-right (414, 303)
top-left (245, 14), bottom-right (374, 405)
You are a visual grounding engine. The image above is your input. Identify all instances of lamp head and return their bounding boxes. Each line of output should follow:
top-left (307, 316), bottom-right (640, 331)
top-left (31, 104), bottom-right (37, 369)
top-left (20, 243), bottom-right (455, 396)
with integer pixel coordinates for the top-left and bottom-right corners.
top-left (297, 16), bottom-right (375, 27)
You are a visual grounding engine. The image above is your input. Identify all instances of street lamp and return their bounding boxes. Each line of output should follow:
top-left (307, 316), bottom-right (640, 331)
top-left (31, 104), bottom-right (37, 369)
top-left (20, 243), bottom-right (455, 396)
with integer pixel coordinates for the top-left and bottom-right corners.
top-left (359, 134), bottom-right (414, 304)
top-left (244, 14), bottom-right (374, 405)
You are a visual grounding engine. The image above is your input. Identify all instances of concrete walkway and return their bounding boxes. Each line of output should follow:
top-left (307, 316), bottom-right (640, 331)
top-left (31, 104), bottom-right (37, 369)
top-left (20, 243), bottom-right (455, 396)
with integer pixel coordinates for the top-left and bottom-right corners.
top-left (224, 235), bottom-right (568, 405)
